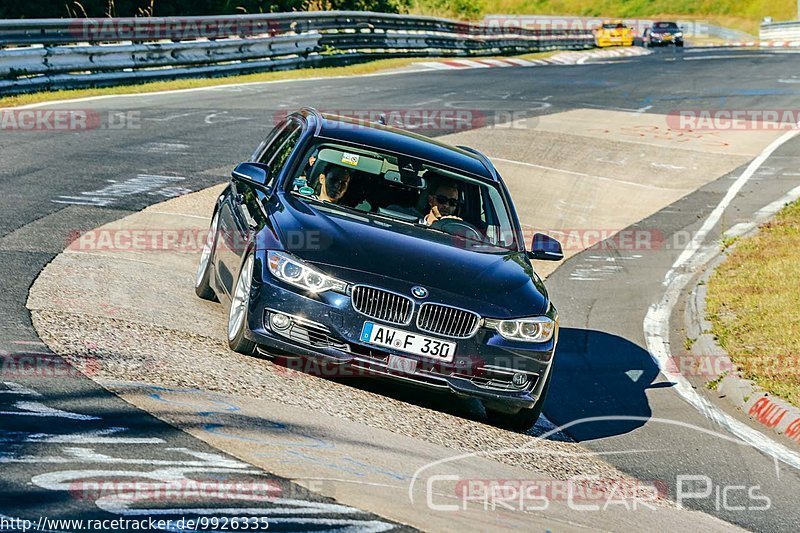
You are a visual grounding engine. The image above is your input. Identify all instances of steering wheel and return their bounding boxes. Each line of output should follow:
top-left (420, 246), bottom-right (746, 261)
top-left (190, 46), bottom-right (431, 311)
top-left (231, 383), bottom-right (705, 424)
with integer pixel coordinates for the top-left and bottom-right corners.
top-left (431, 218), bottom-right (483, 241)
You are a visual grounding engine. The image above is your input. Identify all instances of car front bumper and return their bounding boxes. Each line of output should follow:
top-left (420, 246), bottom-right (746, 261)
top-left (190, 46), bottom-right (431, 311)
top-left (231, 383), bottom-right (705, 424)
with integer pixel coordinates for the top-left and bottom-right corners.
top-left (648, 36), bottom-right (683, 46)
top-left (596, 36), bottom-right (633, 47)
top-left (244, 271), bottom-right (557, 412)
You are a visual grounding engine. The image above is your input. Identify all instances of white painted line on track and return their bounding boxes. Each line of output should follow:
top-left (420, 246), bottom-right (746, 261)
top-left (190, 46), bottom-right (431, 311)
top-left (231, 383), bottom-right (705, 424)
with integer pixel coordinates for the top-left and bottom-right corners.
top-left (723, 222), bottom-right (756, 239)
top-left (755, 184), bottom-right (800, 218)
top-left (683, 54), bottom-right (766, 60)
top-left (643, 124), bottom-right (800, 470)
top-left (492, 157), bottom-right (672, 190)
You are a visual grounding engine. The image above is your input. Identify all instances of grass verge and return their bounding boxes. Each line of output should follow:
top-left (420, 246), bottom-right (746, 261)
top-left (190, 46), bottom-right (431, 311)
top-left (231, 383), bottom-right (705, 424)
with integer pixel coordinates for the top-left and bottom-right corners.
top-left (706, 198), bottom-right (800, 407)
top-left (0, 50), bottom-right (560, 109)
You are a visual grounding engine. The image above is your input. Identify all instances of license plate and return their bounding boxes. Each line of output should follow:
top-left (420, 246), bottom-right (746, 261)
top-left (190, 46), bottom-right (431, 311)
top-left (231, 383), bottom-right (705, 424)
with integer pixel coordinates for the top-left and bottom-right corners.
top-left (360, 322), bottom-right (456, 362)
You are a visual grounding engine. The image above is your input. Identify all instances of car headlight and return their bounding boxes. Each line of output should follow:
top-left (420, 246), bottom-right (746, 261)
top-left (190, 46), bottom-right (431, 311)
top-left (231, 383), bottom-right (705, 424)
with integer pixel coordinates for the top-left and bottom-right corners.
top-left (484, 316), bottom-right (557, 343)
top-left (267, 251), bottom-right (347, 293)
top-left (675, 32), bottom-right (683, 37)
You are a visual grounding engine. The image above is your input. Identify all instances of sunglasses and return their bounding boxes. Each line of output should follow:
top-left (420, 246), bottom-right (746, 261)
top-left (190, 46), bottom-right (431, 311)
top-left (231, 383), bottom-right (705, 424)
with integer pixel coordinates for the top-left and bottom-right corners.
top-left (435, 194), bottom-right (460, 207)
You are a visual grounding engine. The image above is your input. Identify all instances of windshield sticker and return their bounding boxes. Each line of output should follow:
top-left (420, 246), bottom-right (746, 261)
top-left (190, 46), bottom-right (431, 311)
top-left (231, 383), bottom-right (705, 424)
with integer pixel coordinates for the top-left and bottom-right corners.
top-left (341, 153), bottom-right (360, 166)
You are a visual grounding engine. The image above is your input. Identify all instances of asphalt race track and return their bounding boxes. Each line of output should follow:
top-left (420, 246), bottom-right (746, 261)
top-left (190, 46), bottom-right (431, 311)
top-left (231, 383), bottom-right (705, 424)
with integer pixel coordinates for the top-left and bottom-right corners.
top-left (3, 46), bottom-right (800, 531)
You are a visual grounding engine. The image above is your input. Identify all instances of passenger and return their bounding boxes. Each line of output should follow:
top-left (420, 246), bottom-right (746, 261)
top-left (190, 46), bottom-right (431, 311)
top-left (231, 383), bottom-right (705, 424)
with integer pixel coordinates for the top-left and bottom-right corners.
top-left (423, 180), bottom-right (461, 225)
top-left (317, 166), bottom-right (351, 204)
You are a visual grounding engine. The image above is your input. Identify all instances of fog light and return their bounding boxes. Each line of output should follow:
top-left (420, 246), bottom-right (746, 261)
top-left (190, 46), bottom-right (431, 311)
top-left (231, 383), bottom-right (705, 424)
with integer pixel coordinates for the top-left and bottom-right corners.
top-left (270, 313), bottom-right (291, 330)
top-left (512, 373), bottom-right (528, 387)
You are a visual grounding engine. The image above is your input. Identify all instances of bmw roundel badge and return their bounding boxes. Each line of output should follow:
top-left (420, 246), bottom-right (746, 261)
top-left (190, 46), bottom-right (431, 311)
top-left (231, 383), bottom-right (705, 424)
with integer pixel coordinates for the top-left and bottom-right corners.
top-left (411, 286), bottom-right (428, 299)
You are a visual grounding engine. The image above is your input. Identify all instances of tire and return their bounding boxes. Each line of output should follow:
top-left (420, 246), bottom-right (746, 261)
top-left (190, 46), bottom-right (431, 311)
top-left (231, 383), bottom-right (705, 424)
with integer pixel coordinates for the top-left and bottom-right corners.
top-left (486, 369), bottom-right (553, 432)
top-left (195, 212), bottom-right (219, 301)
top-left (227, 253), bottom-right (257, 355)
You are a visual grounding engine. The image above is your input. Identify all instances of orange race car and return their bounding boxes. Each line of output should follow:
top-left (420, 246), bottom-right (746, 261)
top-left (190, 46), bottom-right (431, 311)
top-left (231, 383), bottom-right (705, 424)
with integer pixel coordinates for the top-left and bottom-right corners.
top-left (593, 20), bottom-right (634, 47)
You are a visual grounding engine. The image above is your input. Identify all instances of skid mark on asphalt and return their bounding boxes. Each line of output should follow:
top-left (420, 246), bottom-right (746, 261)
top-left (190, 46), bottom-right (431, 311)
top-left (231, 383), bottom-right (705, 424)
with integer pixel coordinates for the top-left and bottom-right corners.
top-left (53, 175), bottom-right (191, 207)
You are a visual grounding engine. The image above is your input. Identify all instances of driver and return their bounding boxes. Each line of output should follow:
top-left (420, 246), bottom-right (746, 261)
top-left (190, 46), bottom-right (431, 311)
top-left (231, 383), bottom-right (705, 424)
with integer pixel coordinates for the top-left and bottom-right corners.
top-left (316, 166), bottom-right (351, 204)
top-left (423, 180), bottom-right (461, 226)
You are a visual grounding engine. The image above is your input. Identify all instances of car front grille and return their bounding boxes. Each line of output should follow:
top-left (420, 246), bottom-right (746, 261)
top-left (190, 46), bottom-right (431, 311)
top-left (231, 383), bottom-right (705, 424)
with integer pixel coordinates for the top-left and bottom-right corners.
top-left (351, 285), bottom-right (414, 326)
top-left (416, 303), bottom-right (480, 339)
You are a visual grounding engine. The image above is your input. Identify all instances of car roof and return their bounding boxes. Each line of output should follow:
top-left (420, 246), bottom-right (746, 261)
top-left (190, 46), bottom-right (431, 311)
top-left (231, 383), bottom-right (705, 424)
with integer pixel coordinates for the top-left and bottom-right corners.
top-left (295, 108), bottom-right (498, 182)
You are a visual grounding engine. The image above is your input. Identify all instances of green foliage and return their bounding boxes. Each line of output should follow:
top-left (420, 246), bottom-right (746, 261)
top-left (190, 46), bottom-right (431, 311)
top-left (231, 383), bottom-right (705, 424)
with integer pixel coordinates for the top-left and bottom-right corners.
top-left (706, 371), bottom-right (728, 391)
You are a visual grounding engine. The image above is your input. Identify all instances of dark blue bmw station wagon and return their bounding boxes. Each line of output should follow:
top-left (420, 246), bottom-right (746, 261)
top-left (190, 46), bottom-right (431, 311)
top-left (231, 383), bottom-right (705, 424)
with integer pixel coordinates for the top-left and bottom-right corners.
top-left (195, 108), bottom-right (563, 430)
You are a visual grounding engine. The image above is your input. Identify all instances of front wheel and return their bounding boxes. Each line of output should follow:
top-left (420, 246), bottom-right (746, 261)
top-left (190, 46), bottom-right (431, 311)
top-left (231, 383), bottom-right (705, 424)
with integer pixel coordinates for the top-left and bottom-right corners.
top-left (227, 253), bottom-right (257, 355)
top-left (486, 369), bottom-right (553, 431)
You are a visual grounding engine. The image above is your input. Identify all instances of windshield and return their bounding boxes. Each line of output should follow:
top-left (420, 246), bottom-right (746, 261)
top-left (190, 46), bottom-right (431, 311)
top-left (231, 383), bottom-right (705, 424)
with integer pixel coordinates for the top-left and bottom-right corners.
top-left (285, 141), bottom-right (518, 252)
top-left (603, 23), bottom-right (626, 29)
top-left (653, 22), bottom-right (679, 30)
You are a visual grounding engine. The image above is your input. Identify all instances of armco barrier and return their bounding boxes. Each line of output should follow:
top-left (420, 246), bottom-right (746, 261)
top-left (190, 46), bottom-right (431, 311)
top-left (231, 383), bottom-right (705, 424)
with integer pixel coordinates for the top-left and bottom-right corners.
top-left (0, 11), bottom-right (594, 95)
top-left (760, 20), bottom-right (800, 41)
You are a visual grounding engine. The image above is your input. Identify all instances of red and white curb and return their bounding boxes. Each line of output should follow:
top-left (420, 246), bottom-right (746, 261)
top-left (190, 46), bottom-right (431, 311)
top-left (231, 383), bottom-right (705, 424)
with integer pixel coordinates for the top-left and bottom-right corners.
top-left (414, 47), bottom-right (651, 70)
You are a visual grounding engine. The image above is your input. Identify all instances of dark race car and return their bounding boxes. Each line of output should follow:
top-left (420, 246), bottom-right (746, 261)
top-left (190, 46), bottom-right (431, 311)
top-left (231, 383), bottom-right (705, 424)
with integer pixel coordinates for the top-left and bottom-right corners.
top-left (643, 21), bottom-right (684, 47)
top-left (194, 108), bottom-right (564, 430)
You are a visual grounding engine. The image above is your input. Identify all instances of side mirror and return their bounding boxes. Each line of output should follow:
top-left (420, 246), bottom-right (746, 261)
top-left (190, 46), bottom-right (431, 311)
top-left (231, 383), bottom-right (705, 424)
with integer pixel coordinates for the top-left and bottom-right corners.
top-left (528, 233), bottom-right (564, 261)
top-left (232, 162), bottom-right (270, 187)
